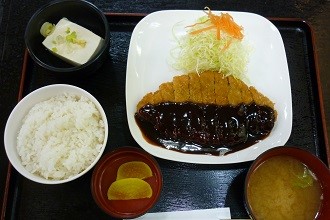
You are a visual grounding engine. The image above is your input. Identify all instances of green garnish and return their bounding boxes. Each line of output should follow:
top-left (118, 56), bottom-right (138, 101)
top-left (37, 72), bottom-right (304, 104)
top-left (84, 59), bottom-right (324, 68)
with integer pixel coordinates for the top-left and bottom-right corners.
top-left (65, 27), bottom-right (71, 34)
top-left (40, 22), bottom-right (55, 37)
top-left (66, 31), bottom-right (77, 42)
top-left (65, 31), bottom-right (86, 47)
top-left (52, 47), bottom-right (58, 52)
top-left (293, 166), bottom-right (314, 188)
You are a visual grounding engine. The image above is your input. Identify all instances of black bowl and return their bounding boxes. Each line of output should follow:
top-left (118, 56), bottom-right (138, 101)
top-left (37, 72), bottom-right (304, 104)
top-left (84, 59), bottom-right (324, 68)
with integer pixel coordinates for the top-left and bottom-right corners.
top-left (25, 0), bottom-right (110, 79)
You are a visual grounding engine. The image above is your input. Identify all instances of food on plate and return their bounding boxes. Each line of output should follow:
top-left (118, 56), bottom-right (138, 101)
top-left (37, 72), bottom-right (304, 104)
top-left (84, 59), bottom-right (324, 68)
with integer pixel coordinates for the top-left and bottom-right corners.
top-left (40, 18), bottom-right (104, 66)
top-left (137, 71), bottom-right (274, 109)
top-left (246, 155), bottom-right (322, 220)
top-left (116, 161), bottom-right (153, 180)
top-left (135, 71), bottom-right (276, 155)
top-left (171, 7), bottom-right (250, 80)
top-left (17, 93), bottom-right (105, 180)
top-left (107, 178), bottom-right (153, 200)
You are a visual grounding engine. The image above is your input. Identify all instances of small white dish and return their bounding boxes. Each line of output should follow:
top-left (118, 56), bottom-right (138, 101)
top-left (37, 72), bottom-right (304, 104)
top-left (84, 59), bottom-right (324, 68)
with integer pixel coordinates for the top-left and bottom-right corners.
top-left (126, 10), bottom-right (292, 164)
top-left (4, 84), bottom-right (108, 184)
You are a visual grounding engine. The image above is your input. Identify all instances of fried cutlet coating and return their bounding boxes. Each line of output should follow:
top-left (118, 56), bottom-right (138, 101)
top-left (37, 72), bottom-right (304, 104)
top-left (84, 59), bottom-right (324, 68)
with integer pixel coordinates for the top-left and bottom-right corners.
top-left (136, 71), bottom-right (275, 111)
top-left (173, 75), bottom-right (189, 102)
top-left (215, 73), bottom-right (229, 105)
top-left (159, 82), bottom-right (175, 102)
top-left (237, 79), bottom-right (254, 104)
top-left (153, 90), bottom-right (163, 104)
top-left (227, 75), bottom-right (243, 106)
top-left (188, 72), bottom-right (203, 103)
top-left (137, 92), bottom-right (154, 110)
top-left (200, 71), bottom-right (216, 104)
top-left (250, 86), bottom-right (274, 108)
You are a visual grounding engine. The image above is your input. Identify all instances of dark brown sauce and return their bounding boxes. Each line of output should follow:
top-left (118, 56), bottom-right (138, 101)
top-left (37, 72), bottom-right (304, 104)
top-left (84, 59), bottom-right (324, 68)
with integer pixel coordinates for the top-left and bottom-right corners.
top-left (135, 102), bottom-right (276, 155)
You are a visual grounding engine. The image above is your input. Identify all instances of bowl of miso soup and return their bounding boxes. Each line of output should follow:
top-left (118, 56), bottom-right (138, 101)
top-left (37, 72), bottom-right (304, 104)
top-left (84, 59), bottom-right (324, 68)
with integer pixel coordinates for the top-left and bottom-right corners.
top-left (245, 146), bottom-right (330, 220)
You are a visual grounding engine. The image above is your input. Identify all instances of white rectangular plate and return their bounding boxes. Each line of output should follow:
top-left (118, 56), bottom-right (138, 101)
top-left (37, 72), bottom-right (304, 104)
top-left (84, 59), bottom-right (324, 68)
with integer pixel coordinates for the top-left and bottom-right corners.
top-left (126, 10), bottom-right (292, 164)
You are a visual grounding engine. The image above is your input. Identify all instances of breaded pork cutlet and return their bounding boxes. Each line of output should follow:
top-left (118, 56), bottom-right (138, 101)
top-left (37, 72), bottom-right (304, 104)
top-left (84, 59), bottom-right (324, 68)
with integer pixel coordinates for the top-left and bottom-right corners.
top-left (136, 71), bottom-right (275, 111)
top-left (227, 75), bottom-right (243, 106)
top-left (137, 92), bottom-right (154, 110)
top-left (135, 71), bottom-right (277, 155)
top-left (215, 73), bottom-right (229, 105)
top-left (173, 75), bottom-right (189, 102)
top-left (188, 72), bottom-right (203, 103)
top-left (199, 71), bottom-right (216, 104)
top-left (159, 82), bottom-right (175, 102)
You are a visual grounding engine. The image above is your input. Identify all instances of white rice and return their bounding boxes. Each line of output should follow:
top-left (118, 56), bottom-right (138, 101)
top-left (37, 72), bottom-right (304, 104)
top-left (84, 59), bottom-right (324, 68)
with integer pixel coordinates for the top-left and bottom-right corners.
top-left (17, 93), bottom-right (105, 180)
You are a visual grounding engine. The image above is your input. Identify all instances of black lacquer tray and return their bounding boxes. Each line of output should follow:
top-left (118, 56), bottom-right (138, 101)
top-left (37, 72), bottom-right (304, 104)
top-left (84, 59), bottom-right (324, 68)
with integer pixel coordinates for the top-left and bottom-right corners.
top-left (2, 13), bottom-right (329, 220)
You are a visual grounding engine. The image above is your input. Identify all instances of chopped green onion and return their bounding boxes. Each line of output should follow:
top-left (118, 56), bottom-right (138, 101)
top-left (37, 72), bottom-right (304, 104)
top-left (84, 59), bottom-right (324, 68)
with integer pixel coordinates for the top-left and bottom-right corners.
top-left (66, 31), bottom-right (77, 43)
top-left (293, 166), bottom-right (314, 188)
top-left (65, 31), bottom-right (86, 47)
top-left (40, 22), bottom-right (55, 37)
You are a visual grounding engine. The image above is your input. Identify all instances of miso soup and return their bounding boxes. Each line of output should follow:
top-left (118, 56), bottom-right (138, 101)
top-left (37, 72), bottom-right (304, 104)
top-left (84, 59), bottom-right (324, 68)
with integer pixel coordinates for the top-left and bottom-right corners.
top-left (247, 155), bottom-right (323, 220)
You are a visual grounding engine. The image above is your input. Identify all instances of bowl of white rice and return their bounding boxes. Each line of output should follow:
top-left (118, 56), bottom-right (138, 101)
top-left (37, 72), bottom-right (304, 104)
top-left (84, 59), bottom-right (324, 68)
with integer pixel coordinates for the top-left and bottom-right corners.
top-left (4, 84), bottom-right (108, 184)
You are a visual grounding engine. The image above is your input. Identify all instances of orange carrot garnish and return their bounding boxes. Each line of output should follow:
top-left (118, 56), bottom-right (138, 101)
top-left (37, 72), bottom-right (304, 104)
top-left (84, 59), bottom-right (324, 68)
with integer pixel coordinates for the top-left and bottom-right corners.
top-left (189, 25), bottom-right (216, 35)
top-left (185, 19), bottom-right (209, 28)
top-left (188, 7), bottom-right (244, 41)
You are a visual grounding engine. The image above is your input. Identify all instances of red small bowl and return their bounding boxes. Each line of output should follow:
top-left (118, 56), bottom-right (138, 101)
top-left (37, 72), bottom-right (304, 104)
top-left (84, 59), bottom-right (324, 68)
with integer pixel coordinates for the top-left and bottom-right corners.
top-left (91, 146), bottom-right (163, 219)
top-left (245, 146), bottom-right (330, 220)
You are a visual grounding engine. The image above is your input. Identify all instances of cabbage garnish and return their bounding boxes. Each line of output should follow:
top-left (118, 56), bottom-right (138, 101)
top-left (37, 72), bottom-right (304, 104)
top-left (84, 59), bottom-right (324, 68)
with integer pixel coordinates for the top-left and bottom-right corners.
top-left (171, 7), bottom-right (250, 80)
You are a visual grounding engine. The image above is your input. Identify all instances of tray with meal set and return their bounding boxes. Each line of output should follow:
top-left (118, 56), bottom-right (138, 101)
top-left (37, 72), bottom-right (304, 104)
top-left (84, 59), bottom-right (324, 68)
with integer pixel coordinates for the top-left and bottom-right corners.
top-left (3, 10), bottom-right (329, 220)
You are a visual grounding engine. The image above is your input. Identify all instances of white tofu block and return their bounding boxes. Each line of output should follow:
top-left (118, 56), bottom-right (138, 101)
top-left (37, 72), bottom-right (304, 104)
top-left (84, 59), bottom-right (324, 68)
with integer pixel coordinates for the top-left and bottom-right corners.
top-left (42, 18), bottom-right (104, 66)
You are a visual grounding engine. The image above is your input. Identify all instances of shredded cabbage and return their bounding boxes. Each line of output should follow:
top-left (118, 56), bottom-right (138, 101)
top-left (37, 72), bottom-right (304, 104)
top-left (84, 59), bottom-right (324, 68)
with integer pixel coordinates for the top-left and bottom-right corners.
top-left (171, 15), bottom-right (250, 80)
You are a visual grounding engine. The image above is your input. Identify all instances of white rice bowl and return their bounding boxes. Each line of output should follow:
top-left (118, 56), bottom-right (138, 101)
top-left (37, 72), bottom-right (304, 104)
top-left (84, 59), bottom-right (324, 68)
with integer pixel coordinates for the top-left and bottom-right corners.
top-left (4, 84), bottom-right (108, 184)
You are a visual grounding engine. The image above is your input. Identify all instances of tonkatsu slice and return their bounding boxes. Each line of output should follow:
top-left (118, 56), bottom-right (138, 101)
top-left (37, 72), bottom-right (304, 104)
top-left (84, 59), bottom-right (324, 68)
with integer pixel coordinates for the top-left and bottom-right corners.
top-left (135, 71), bottom-right (276, 155)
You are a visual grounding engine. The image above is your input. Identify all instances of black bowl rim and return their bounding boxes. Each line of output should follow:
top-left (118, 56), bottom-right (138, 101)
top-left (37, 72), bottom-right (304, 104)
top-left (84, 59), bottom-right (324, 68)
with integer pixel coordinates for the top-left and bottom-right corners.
top-left (24, 0), bottom-right (110, 73)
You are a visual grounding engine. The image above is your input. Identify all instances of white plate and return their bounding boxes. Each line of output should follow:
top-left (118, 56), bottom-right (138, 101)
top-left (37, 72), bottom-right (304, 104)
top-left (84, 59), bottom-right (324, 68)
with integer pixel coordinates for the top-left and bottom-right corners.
top-left (126, 10), bottom-right (292, 164)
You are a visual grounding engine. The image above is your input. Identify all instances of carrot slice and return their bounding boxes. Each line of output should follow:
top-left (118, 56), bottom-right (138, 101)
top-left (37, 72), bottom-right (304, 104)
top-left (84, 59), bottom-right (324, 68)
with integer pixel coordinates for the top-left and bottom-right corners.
top-left (188, 7), bottom-right (243, 40)
top-left (189, 25), bottom-right (216, 35)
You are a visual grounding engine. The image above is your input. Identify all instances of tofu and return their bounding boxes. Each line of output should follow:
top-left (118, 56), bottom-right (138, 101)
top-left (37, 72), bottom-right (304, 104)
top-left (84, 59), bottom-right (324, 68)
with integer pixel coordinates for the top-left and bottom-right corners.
top-left (42, 18), bottom-right (104, 66)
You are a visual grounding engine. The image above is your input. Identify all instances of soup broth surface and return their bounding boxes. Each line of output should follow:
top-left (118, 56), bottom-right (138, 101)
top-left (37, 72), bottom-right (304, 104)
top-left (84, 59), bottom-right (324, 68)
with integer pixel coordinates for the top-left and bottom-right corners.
top-left (247, 155), bottom-right (322, 220)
